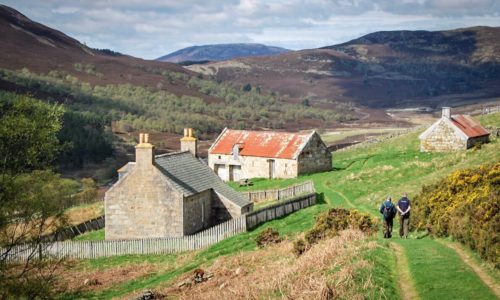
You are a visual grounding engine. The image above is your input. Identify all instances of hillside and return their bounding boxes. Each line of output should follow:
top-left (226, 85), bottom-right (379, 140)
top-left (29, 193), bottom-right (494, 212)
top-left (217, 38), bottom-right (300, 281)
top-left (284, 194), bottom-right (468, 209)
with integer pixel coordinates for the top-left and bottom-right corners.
top-left (0, 4), bottom-right (213, 100)
top-left (0, 4), bottom-right (361, 173)
top-left (156, 43), bottom-right (290, 63)
top-left (57, 113), bottom-right (499, 299)
top-left (189, 27), bottom-right (500, 109)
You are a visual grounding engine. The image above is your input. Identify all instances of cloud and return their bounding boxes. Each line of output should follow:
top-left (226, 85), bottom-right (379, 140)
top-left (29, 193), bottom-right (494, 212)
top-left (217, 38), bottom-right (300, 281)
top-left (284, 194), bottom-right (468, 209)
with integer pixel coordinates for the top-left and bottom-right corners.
top-left (51, 6), bottom-right (80, 14)
top-left (1, 0), bottom-right (499, 59)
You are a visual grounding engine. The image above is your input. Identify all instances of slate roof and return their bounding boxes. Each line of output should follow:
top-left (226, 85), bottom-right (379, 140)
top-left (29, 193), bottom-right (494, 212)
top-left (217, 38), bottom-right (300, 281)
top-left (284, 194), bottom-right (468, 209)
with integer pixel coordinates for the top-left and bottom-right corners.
top-left (451, 115), bottom-right (490, 138)
top-left (154, 151), bottom-right (251, 208)
top-left (209, 129), bottom-right (314, 159)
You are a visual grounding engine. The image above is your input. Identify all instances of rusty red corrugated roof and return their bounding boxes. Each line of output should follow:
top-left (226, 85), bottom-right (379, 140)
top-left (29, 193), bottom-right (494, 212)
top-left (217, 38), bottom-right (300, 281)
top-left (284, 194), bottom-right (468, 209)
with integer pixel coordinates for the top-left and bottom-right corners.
top-left (451, 115), bottom-right (489, 138)
top-left (210, 129), bottom-right (313, 159)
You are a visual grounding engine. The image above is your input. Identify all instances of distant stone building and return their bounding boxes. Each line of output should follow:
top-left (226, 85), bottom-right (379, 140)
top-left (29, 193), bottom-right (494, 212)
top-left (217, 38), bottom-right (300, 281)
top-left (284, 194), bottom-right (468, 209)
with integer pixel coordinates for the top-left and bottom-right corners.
top-left (105, 130), bottom-right (252, 240)
top-left (208, 129), bottom-right (332, 181)
top-left (419, 107), bottom-right (490, 152)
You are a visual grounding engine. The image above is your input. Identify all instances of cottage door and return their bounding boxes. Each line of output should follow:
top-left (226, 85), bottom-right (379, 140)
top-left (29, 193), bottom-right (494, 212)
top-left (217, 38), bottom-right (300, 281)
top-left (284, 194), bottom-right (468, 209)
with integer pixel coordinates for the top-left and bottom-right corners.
top-left (215, 164), bottom-right (228, 181)
top-left (232, 165), bottom-right (242, 181)
top-left (268, 159), bottom-right (275, 179)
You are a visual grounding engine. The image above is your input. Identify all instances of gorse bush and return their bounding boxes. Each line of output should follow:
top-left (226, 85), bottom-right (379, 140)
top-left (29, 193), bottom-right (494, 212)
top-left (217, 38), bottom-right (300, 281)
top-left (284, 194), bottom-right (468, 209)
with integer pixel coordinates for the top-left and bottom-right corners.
top-left (412, 162), bottom-right (500, 268)
top-left (255, 227), bottom-right (281, 248)
top-left (294, 208), bottom-right (377, 255)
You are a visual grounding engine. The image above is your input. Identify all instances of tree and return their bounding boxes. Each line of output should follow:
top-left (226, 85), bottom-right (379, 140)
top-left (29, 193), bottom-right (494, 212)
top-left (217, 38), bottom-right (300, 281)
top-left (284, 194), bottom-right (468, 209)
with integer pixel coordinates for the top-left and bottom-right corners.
top-left (78, 178), bottom-right (98, 204)
top-left (242, 83), bottom-right (252, 92)
top-left (0, 92), bottom-right (73, 299)
top-left (0, 92), bottom-right (63, 176)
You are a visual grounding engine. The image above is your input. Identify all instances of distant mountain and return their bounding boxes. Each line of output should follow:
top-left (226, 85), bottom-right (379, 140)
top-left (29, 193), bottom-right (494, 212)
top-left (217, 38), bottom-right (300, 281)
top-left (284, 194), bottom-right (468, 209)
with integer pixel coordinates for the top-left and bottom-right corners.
top-left (323, 27), bottom-right (500, 63)
top-left (157, 43), bottom-right (290, 63)
top-left (191, 27), bottom-right (500, 108)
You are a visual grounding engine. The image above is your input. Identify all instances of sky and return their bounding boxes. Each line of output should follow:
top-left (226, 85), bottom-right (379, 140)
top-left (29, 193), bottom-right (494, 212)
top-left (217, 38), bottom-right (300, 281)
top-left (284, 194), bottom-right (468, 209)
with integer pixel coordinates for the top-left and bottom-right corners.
top-left (2, 0), bottom-right (500, 59)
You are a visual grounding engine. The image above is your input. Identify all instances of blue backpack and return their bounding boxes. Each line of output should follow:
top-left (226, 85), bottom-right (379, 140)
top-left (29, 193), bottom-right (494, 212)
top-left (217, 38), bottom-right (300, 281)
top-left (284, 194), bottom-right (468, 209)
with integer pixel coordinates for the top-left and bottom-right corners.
top-left (383, 202), bottom-right (395, 219)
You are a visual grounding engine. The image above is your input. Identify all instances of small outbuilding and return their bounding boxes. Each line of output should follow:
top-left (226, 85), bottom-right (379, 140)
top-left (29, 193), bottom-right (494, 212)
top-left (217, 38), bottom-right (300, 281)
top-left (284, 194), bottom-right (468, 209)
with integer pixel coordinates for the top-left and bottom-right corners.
top-left (105, 130), bottom-right (252, 240)
top-left (419, 107), bottom-right (490, 152)
top-left (208, 129), bottom-right (332, 181)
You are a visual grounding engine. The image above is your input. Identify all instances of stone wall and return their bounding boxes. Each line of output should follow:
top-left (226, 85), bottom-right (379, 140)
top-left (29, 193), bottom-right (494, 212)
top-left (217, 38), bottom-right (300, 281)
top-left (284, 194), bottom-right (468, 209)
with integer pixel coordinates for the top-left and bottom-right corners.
top-left (467, 135), bottom-right (490, 148)
top-left (297, 132), bottom-right (332, 175)
top-left (212, 191), bottom-right (251, 223)
top-left (105, 163), bottom-right (184, 240)
top-left (183, 189), bottom-right (212, 235)
top-left (420, 120), bottom-right (466, 152)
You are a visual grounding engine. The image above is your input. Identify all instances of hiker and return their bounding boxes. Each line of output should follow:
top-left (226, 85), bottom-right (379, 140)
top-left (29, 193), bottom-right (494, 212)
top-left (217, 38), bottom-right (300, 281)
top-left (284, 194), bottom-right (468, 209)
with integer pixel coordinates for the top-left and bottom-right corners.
top-left (397, 192), bottom-right (412, 238)
top-left (379, 196), bottom-right (396, 238)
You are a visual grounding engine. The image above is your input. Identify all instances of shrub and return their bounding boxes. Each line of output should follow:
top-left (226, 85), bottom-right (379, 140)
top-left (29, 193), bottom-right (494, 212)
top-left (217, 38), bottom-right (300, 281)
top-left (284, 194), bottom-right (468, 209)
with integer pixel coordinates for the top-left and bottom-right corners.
top-left (255, 228), bottom-right (281, 248)
top-left (412, 162), bottom-right (499, 268)
top-left (292, 238), bottom-right (308, 256)
top-left (298, 208), bottom-right (377, 255)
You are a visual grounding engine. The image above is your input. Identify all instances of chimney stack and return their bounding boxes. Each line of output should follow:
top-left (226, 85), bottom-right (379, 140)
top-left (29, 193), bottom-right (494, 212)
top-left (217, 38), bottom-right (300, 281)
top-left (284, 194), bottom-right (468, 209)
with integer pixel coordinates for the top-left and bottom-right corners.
top-left (180, 127), bottom-right (197, 157)
top-left (135, 132), bottom-right (154, 168)
top-left (442, 107), bottom-right (451, 119)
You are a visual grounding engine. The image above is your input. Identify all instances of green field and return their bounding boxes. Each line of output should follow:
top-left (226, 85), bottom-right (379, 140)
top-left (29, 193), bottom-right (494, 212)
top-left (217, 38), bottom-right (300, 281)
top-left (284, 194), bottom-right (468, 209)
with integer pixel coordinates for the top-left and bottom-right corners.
top-left (73, 229), bottom-right (104, 241)
top-left (62, 113), bottom-right (500, 299)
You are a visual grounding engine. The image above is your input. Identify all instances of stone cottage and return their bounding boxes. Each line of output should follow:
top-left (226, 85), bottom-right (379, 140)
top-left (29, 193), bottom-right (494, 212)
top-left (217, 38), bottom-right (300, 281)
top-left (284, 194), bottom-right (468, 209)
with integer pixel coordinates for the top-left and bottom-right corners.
top-left (208, 129), bottom-right (332, 181)
top-left (105, 130), bottom-right (253, 240)
top-left (419, 107), bottom-right (490, 152)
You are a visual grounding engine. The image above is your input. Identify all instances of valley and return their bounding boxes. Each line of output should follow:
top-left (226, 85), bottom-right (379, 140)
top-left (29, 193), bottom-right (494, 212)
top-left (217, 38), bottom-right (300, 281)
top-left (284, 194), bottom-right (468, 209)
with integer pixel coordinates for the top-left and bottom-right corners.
top-left (0, 3), bottom-right (499, 299)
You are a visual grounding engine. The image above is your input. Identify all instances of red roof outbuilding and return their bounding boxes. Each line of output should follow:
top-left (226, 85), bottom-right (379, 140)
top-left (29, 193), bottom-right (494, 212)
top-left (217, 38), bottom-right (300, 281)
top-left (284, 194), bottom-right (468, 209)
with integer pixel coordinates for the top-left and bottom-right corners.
top-left (451, 115), bottom-right (490, 138)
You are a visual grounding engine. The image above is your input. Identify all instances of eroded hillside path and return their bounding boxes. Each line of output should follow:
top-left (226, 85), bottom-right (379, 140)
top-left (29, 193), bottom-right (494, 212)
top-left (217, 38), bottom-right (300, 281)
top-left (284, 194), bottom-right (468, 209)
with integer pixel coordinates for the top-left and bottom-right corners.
top-left (390, 243), bottom-right (419, 300)
top-left (438, 240), bottom-right (500, 298)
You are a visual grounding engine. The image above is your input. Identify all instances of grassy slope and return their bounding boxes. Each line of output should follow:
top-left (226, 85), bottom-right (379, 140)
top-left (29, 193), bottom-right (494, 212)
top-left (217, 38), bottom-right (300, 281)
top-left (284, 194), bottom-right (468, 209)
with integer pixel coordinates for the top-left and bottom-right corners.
top-left (73, 229), bottom-right (104, 241)
top-left (66, 195), bottom-right (398, 298)
top-left (65, 113), bottom-right (499, 299)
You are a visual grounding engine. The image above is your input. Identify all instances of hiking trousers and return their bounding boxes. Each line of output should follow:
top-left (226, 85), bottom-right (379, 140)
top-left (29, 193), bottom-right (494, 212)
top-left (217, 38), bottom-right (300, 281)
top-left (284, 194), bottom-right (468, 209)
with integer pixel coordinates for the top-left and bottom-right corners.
top-left (383, 218), bottom-right (393, 238)
top-left (399, 217), bottom-right (409, 238)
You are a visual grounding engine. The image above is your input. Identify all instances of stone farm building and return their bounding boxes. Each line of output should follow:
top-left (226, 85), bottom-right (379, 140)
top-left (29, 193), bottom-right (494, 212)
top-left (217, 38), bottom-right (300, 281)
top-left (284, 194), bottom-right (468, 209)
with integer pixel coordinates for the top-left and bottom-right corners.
top-left (419, 107), bottom-right (490, 152)
top-left (105, 130), bottom-right (252, 240)
top-left (208, 129), bottom-right (332, 181)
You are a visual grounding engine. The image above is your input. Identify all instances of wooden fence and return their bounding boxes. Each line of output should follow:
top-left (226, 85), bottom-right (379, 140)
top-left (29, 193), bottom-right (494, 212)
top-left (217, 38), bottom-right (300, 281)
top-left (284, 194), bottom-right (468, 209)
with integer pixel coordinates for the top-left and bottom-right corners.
top-left (242, 181), bottom-right (315, 202)
top-left (246, 193), bottom-right (316, 229)
top-left (3, 192), bottom-right (317, 261)
top-left (3, 216), bottom-right (247, 261)
top-left (41, 215), bottom-right (105, 242)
